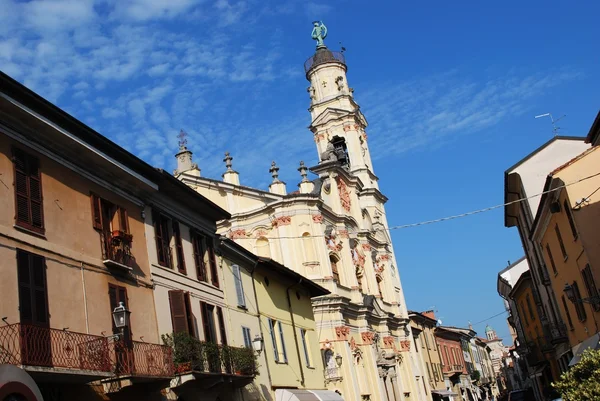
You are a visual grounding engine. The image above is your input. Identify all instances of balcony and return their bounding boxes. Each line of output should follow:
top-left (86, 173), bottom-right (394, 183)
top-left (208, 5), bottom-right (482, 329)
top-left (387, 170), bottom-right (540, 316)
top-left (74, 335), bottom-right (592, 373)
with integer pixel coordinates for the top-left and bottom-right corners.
top-left (0, 323), bottom-right (173, 384)
top-left (546, 322), bottom-right (569, 344)
top-left (163, 333), bottom-right (257, 389)
top-left (525, 340), bottom-right (545, 367)
top-left (442, 364), bottom-right (464, 375)
top-left (102, 230), bottom-right (135, 271)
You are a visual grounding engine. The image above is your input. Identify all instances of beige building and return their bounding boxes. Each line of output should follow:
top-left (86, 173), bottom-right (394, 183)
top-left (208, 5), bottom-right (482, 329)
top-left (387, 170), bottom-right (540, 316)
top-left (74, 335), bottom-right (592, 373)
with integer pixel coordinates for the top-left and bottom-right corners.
top-left (174, 35), bottom-right (422, 401)
top-left (0, 72), bottom-right (172, 400)
top-left (409, 311), bottom-right (447, 400)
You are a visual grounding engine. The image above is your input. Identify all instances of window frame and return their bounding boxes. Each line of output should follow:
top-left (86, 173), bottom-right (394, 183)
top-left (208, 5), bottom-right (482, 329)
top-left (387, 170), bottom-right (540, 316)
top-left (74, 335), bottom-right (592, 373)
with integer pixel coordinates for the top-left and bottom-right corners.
top-left (12, 147), bottom-right (45, 234)
top-left (563, 199), bottom-right (578, 240)
top-left (571, 281), bottom-right (587, 322)
top-left (554, 224), bottom-right (568, 260)
top-left (232, 264), bottom-right (246, 308)
top-left (242, 327), bottom-right (252, 348)
top-left (172, 221), bottom-right (186, 274)
top-left (300, 328), bottom-right (312, 367)
top-left (581, 264), bottom-right (600, 312)
top-left (546, 244), bottom-right (558, 275)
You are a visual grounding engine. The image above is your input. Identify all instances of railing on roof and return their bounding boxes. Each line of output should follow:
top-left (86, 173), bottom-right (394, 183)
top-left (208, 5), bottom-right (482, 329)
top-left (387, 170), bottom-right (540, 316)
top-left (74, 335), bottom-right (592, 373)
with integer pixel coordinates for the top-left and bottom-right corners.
top-left (304, 51), bottom-right (346, 74)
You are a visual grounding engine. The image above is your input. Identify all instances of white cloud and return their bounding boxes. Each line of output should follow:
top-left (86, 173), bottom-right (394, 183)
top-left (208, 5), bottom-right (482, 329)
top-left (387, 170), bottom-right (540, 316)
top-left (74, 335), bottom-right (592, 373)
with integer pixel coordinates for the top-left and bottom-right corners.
top-left (110, 0), bottom-right (202, 21)
top-left (23, 0), bottom-right (97, 33)
top-left (102, 107), bottom-right (126, 119)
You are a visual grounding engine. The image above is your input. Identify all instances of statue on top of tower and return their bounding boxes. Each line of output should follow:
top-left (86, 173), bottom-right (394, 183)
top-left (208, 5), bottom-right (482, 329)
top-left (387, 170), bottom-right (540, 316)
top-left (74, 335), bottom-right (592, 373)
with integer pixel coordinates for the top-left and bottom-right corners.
top-left (311, 21), bottom-right (328, 49)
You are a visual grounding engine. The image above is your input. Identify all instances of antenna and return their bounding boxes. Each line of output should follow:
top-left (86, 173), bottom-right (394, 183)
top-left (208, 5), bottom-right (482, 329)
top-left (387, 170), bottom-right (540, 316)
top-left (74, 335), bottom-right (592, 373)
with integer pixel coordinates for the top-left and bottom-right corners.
top-left (535, 113), bottom-right (566, 137)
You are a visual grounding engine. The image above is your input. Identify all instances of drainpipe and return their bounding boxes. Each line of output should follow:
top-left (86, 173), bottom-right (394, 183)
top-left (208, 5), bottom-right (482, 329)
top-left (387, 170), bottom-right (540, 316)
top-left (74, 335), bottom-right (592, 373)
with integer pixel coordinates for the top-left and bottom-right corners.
top-left (81, 263), bottom-right (90, 334)
top-left (250, 262), bottom-right (274, 389)
top-left (286, 278), bottom-right (306, 388)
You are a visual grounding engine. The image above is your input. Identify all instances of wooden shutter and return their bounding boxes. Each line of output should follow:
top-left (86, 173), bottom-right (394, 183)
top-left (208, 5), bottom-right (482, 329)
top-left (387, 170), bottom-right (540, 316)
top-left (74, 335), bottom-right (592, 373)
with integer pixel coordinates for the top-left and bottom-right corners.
top-left (184, 292), bottom-right (195, 338)
top-left (17, 250), bottom-right (49, 326)
top-left (168, 290), bottom-right (189, 334)
top-left (118, 207), bottom-right (129, 233)
top-left (268, 318), bottom-right (279, 362)
top-left (153, 212), bottom-right (170, 267)
top-left (90, 193), bottom-right (103, 230)
top-left (232, 264), bottom-right (245, 307)
top-left (200, 302), bottom-right (213, 342)
top-left (192, 232), bottom-right (207, 282)
top-left (278, 321), bottom-right (288, 362)
top-left (216, 307), bottom-right (227, 345)
top-left (572, 281), bottom-right (587, 321)
top-left (13, 148), bottom-right (44, 233)
top-left (172, 221), bottom-right (186, 274)
top-left (208, 243), bottom-right (219, 288)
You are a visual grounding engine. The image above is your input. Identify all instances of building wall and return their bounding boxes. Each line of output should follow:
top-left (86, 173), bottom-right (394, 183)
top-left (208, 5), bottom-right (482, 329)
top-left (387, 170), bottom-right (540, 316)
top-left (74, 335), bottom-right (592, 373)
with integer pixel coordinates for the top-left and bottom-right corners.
top-left (410, 318), bottom-right (445, 393)
top-left (0, 132), bottom-right (158, 343)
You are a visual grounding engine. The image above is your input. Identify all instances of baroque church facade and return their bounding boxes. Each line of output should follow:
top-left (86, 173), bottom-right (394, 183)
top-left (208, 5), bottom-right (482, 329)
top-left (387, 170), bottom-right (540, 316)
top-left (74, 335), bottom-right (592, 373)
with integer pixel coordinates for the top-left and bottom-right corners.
top-left (174, 36), bottom-right (424, 401)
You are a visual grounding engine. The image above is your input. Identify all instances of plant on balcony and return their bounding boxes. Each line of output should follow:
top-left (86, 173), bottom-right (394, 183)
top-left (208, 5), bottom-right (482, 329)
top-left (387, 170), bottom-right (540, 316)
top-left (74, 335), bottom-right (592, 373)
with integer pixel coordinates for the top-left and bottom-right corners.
top-left (162, 332), bottom-right (204, 373)
top-left (470, 370), bottom-right (481, 382)
top-left (229, 346), bottom-right (258, 376)
top-left (552, 348), bottom-right (600, 401)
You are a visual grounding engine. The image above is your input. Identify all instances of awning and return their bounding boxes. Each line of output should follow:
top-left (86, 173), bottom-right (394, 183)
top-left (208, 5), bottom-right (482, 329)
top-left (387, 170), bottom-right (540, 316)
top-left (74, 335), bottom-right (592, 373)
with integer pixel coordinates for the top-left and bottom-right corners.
top-left (432, 389), bottom-right (459, 396)
top-left (275, 389), bottom-right (345, 401)
top-left (569, 333), bottom-right (600, 366)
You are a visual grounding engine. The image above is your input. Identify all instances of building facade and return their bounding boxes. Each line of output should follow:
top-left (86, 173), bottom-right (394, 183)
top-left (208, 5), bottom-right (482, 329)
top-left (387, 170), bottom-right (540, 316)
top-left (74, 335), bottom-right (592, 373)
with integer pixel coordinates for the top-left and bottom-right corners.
top-left (435, 327), bottom-right (468, 401)
top-left (531, 146), bottom-right (600, 371)
top-left (409, 311), bottom-right (445, 400)
top-left (174, 31), bottom-right (422, 401)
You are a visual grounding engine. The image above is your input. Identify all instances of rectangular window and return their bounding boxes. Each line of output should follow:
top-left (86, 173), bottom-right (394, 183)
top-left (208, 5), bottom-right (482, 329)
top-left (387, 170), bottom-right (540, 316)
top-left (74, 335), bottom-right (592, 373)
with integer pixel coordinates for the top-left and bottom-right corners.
top-left (561, 295), bottom-right (574, 330)
top-left (208, 243), bottom-right (219, 288)
top-left (564, 199), bottom-right (578, 239)
top-left (300, 328), bottom-right (312, 367)
top-left (153, 212), bottom-right (172, 268)
top-left (13, 148), bottom-right (44, 234)
top-left (242, 327), bottom-right (252, 348)
top-left (546, 244), bottom-right (557, 274)
top-left (555, 224), bottom-right (568, 260)
top-left (172, 221), bottom-right (186, 274)
top-left (91, 195), bottom-right (132, 264)
top-left (526, 294), bottom-right (536, 321)
top-left (16, 250), bottom-right (49, 326)
top-left (191, 231), bottom-right (207, 282)
top-left (268, 319), bottom-right (288, 363)
top-left (168, 290), bottom-right (194, 336)
top-left (582, 264), bottom-right (600, 312)
top-left (232, 264), bottom-right (246, 308)
top-left (216, 306), bottom-right (227, 345)
top-left (200, 302), bottom-right (217, 343)
top-left (572, 281), bottom-right (587, 322)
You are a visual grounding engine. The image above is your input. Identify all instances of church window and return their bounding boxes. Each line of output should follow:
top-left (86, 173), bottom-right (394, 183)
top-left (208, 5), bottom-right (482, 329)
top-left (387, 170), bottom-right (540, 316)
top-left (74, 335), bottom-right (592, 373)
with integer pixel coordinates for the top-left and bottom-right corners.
top-left (302, 232), bottom-right (317, 263)
top-left (255, 237), bottom-right (271, 258)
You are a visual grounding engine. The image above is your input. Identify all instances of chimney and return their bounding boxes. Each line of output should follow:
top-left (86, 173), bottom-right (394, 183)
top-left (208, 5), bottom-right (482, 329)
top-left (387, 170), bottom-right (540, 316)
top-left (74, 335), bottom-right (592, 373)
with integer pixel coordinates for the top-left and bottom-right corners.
top-left (422, 310), bottom-right (436, 320)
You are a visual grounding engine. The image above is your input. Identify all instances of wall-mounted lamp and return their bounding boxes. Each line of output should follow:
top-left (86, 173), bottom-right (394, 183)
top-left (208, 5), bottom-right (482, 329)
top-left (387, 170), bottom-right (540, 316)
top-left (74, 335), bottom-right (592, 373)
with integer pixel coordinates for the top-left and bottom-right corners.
top-left (253, 335), bottom-right (264, 355)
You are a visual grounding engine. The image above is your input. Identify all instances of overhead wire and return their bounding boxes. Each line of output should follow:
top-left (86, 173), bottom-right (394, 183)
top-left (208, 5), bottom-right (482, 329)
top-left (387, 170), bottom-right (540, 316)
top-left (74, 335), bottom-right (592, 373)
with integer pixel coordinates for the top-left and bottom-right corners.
top-left (234, 171), bottom-right (600, 242)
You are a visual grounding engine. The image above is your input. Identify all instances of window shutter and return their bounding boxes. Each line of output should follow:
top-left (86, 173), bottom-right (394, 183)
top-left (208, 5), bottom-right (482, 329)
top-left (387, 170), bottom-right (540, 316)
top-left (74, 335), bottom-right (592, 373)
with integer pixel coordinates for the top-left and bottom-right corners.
top-left (17, 250), bottom-right (33, 323)
top-left (153, 212), bottom-right (170, 267)
top-left (200, 301), bottom-right (211, 342)
top-left (90, 193), bottom-right (103, 230)
top-left (216, 307), bottom-right (227, 345)
top-left (300, 329), bottom-right (310, 366)
top-left (278, 321), bottom-right (287, 362)
top-left (208, 244), bottom-right (219, 287)
top-left (13, 148), bottom-right (44, 233)
top-left (172, 221), bottom-right (186, 274)
top-left (31, 254), bottom-right (48, 325)
top-left (184, 292), bottom-right (195, 338)
top-left (118, 207), bottom-right (129, 233)
top-left (168, 290), bottom-right (189, 334)
top-left (192, 232), bottom-right (207, 282)
top-left (232, 265), bottom-right (245, 307)
top-left (268, 319), bottom-right (279, 362)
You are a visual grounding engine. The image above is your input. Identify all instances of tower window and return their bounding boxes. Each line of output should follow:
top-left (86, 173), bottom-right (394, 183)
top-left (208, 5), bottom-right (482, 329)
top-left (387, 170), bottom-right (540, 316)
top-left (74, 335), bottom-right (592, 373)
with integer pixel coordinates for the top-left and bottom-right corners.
top-left (331, 136), bottom-right (349, 169)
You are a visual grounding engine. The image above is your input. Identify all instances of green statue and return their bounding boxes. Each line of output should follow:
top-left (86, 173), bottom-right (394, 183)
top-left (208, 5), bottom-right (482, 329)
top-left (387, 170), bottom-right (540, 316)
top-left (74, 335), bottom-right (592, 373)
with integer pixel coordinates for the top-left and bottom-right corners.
top-left (311, 21), bottom-right (328, 48)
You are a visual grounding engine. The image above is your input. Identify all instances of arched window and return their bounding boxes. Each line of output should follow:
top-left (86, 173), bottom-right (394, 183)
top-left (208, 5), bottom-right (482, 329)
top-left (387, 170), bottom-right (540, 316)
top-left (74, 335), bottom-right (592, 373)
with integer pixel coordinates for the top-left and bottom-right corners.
top-left (302, 232), bottom-right (316, 263)
top-left (255, 237), bottom-right (271, 258)
top-left (330, 254), bottom-right (340, 284)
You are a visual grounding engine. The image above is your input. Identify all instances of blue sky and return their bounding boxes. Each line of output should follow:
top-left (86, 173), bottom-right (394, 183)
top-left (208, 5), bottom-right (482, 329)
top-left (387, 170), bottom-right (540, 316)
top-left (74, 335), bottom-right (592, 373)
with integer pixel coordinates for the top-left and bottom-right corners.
top-left (2, 0), bottom-right (599, 342)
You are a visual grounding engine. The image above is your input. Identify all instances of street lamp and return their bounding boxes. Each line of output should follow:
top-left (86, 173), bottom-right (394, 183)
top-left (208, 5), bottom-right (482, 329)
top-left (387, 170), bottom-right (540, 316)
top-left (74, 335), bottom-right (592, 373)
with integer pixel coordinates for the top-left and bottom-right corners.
top-left (563, 283), bottom-right (600, 305)
top-left (252, 335), bottom-right (264, 355)
top-left (335, 353), bottom-right (343, 367)
top-left (112, 302), bottom-right (131, 337)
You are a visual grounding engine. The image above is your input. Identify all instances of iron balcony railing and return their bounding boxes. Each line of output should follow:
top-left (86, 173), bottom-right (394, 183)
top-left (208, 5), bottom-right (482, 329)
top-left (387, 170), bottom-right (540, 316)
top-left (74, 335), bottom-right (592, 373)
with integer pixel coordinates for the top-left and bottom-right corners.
top-left (546, 322), bottom-right (569, 344)
top-left (0, 323), bottom-right (173, 378)
top-left (442, 363), bottom-right (463, 373)
top-left (304, 51), bottom-right (346, 74)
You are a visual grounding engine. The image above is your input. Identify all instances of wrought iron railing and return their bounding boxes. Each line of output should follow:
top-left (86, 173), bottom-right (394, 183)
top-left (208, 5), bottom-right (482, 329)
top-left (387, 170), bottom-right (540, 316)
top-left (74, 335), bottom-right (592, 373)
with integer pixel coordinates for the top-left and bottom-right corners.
top-left (304, 51), bottom-right (346, 73)
top-left (325, 366), bottom-right (341, 380)
top-left (546, 322), bottom-right (569, 344)
top-left (526, 339), bottom-right (545, 366)
top-left (102, 230), bottom-right (135, 269)
top-left (442, 363), bottom-right (463, 373)
top-left (0, 324), bottom-right (174, 378)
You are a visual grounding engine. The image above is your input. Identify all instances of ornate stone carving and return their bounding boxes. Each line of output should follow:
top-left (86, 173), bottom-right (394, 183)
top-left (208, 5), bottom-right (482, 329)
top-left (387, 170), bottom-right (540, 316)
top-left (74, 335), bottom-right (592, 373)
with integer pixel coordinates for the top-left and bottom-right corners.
top-left (314, 133), bottom-right (325, 143)
top-left (271, 216), bottom-right (292, 228)
top-left (325, 233), bottom-right (343, 251)
top-left (307, 85), bottom-right (316, 100)
top-left (312, 214), bottom-right (324, 223)
top-left (336, 177), bottom-right (351, 212)
top-left (379, 254), bottom-right (390, 261)
top-left (254, 229), bottom-right (268, 237)
top-left (400, 340), bottom-right (411, 352)
top-left (335, 326), bottom-right (350, 341)
top-left (335, 76), bottom-right (344, 91)
top-left (383, 336), bottom-right (397, 351)
top-left (338, 229), bottom-right (349, 238)
top-left (343, 125), bottom-right (352, 132)
top-left (349, 336), bottom-right (358, 352)
top-left (361, 243), bottom-right (371, 252)
top-left (373, 254), bottom-right (385, 273)
top-left (228, 228), bottom-right (247, 239)
top-left (361, 332), bottom-right (375, 345)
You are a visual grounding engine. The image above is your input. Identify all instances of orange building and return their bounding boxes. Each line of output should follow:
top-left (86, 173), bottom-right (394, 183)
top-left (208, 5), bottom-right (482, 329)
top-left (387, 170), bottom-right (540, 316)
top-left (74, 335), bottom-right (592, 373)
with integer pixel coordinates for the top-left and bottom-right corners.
top-left (531, 145), bottom-right (600, 371)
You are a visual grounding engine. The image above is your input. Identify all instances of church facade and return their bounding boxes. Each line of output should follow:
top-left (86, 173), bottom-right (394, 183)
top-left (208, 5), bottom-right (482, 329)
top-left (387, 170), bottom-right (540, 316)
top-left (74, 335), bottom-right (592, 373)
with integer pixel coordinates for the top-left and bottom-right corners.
top-left (175, 33), bottom-right (423, 401)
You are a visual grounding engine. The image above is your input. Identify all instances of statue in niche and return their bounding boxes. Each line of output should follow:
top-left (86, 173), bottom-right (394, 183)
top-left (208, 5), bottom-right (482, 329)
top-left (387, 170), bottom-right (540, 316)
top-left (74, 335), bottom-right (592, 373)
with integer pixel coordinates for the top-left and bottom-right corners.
top-left (335, 76), bottom-right (344, 91)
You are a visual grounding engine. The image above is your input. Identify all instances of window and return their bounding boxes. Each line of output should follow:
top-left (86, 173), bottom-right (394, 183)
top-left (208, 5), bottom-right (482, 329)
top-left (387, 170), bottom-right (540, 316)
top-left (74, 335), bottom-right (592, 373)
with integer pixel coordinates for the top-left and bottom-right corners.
top-left (526, 294), bottom-right (535, 321)
top-left (300, 328), bottom-right (312, 367)
top-left (424, 331), bottom-right (429, 349)
top-left (546, 244), bottom-right (557, 274)
top-left (153, 212), bottom-right (172, 268)
top-left (561, 295), bottom-right (574, 330)
top-left (268, 318), bottom-right (287, 363)
top-left (168, 290), bottom-right (194, 336)
top-left (17, 250), bottom-right (49, 326)
top-left (255, 237), bottom-right (270, 258)
top-left (242, 327), bottom-right (252, 348)
top-left (91, 194), bottom-right (132, 265)
top-left (581, 264), bottom-right (600, 311)
top-left (572, 281), bottom-right (587, 322)
top-left (13, 148), bottom-right (44, 233)
top-left (191, 230), bottom-right (207, 282)
top-left (330, 255), bottom-right (340, 284)
top-left (302, 233), bottom-right (316, 263)
top-left (109, 284), bottom-right (132, 341)
top-left (172, 221), bottom-right (186, 274)
top-left (200, 302), bottom-right (217, 343)
top-left (555, 224), bottom-right (567, 260)
top-left (232, 264), bottom-right (246, 308)
top-left (216, 307), bottom-right (227, 345)
top-left (563, 199), bottom-right (578, 239)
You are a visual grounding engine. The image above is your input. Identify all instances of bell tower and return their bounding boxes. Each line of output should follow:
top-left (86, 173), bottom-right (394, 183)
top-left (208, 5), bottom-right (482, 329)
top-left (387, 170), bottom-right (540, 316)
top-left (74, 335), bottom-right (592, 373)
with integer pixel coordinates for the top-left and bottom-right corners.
top-left (305, 28), bottom-right (377, 191)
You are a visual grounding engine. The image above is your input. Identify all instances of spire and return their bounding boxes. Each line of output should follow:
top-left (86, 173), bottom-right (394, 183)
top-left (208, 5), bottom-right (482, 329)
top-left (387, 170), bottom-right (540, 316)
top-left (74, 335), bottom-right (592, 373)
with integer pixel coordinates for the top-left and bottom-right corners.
top-left (268, 161), bottom-right (286, 195)
top-left (174, 129), bottom-right (200, 177)
top-left (222, 151), bottom-right (240, 185)
top-left (298, 161), bottom-right (314, 194)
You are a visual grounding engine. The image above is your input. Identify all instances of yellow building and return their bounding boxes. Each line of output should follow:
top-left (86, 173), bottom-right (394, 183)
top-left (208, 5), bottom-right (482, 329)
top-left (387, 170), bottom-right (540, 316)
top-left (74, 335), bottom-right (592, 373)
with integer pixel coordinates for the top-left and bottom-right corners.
top-left (531, 146), bottom-right (600, 370)
top-left (508, 271), bottom-right (559, 398)
top-left (409, 311), bottom-right (446, 400)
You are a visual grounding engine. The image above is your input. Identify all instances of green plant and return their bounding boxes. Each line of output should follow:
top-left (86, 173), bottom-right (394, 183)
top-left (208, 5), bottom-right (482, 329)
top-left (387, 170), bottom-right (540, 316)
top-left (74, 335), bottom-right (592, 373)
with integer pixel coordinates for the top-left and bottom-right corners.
top-left (229, 346), bottom-right (258, 376)
top-left (470, 370), bottom-right (481, 382)
top-left (553, 348), bottom-right (600, 401)
top-left (161, 332), bottom-right (204, 373)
